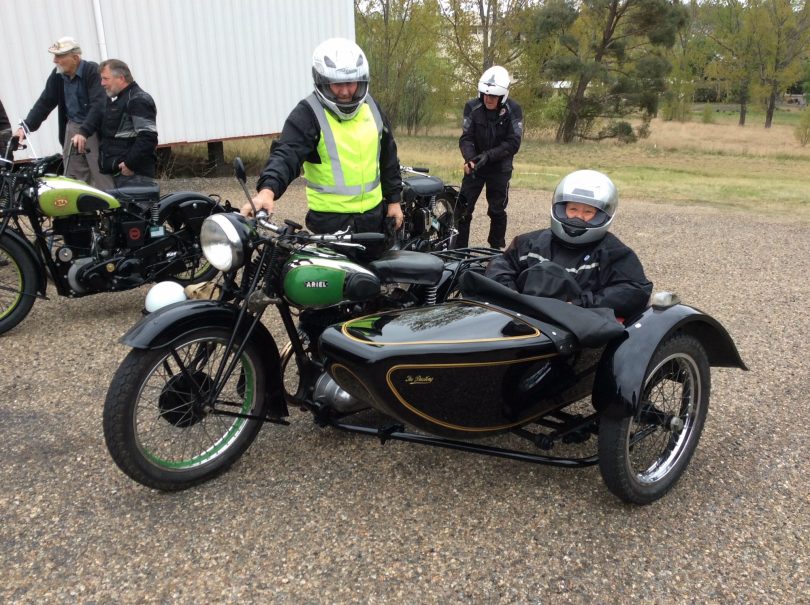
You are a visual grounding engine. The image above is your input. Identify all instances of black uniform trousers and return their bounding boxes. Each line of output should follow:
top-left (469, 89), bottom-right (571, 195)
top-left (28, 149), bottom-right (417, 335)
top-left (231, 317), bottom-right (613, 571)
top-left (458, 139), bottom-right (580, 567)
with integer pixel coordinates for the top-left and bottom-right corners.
top-left (456, 169), bottom-right (511, 249)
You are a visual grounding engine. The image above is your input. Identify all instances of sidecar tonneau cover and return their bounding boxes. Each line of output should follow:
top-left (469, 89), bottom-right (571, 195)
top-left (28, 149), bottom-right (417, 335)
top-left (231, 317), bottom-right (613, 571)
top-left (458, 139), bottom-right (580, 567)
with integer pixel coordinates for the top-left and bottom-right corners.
top-left (459, 271), bottom-right (625, 348)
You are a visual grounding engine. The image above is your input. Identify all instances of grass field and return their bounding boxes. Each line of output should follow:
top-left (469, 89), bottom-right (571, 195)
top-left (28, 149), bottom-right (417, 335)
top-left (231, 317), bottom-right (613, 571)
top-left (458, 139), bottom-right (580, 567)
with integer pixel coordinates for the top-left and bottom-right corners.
top-left (170, 106), bottom-right (810, 219)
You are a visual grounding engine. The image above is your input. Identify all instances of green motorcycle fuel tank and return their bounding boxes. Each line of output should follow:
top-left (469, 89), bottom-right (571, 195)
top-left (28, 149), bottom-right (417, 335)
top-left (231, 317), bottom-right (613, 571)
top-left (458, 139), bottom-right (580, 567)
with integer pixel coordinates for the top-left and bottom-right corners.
top-left (282, 245), bottom-right (382, 309)
top-left (37, 176), bottom-right (120, 217)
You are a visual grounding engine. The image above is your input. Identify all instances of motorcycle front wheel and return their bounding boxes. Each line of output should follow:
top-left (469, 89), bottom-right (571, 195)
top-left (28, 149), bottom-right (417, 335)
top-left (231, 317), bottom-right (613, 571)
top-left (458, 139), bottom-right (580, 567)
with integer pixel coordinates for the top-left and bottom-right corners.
top-left (597, 334), bottom-right (710, 504)
top-left (103, 327), bottom-right (267, 490)
top-left (0, 234), bottom-right (38, 335)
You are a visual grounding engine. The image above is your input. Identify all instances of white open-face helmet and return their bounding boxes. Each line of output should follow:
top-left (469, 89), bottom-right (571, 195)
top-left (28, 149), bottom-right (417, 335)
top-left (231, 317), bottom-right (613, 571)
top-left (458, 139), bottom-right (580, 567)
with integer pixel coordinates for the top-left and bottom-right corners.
top-left (312, 37), bottom-right (370, 121)
top-left (550, 170), bottom-right (618, 246)
top-left (478, 65), bottom-right (510, 106)
top-left (144, 281), bottom-right (187, 313)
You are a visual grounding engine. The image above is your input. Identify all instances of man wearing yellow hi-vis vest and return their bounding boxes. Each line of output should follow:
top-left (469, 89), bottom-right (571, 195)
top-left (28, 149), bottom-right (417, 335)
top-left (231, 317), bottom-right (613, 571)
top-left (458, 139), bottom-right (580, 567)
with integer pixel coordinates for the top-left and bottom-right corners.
top-left (242, 38), bottom-right (403, 237)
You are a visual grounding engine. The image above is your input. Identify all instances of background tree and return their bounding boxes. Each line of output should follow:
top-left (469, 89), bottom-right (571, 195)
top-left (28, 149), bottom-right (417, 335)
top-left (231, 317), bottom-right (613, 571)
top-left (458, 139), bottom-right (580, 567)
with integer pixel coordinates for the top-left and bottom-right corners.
top-left (438, 0), bottom-right (536, 88)
top-left (748, 0), bottom-right (810, 127)
top-left (530, 0), bottom-right (688, 143)
top-left (355, 0), bottom-right (455, 131)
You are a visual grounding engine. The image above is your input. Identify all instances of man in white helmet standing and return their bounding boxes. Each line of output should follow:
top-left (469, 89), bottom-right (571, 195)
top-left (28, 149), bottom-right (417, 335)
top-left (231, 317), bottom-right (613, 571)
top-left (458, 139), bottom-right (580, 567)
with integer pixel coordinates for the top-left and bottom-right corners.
top-left (457, 65), bottom-right (523, 249)
top-left (242, 37), bottom-right (403, 237)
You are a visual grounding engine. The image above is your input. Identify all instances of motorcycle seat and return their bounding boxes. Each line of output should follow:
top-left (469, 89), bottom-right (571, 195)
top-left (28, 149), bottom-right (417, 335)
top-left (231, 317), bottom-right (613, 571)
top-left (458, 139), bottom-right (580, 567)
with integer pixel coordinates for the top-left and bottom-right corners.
top-left (403, 175), bottom-right (443, 197)
top-left (369, 250), bottom-right (444, 285)
top-left (107, 184), bottom-right (161, 202)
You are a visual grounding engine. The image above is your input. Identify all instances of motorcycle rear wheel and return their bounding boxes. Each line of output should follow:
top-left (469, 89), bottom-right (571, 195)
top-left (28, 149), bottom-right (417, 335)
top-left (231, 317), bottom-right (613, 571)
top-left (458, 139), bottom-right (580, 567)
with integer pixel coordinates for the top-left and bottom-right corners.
top-left (598, 334), bottom-right (710, 504)
top-left (103, 328), bottom-right (267, 490)
top-left (0, 234), bottom-right (38, 335)
top-left (161, 212), bottom-right (218, 285)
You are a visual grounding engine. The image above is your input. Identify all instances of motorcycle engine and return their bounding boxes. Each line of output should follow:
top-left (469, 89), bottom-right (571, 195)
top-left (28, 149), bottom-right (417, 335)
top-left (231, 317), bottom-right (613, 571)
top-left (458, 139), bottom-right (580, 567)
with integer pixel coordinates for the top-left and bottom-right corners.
top-left (52, 215), bottom-right (143, 294)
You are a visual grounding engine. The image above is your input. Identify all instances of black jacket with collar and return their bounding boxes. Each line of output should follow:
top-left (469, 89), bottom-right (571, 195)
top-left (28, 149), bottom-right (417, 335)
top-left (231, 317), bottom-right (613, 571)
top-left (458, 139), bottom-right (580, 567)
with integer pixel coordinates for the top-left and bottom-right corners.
top-left (459, 96), bottom-right (523, 173)
top-left (23, 60), bottom-right (106, 144)
top-left (485, 229), bottom-right (653, 319)
top-left (257, 94), bottom-right (402, 203)
top-left (98, 82), bottom-right (158, 178)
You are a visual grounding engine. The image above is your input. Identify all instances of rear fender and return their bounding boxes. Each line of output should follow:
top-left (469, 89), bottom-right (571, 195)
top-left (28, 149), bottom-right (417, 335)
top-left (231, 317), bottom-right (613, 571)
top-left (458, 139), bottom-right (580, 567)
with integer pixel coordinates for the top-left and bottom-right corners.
top-left (158, 192), bottom-right (225, 234)
top-left (121, 299), bottom-right (286, 417)
top-left (1, 229), bottom-right (47, 295)
top-left (592, 304), bottom-right (747, 418)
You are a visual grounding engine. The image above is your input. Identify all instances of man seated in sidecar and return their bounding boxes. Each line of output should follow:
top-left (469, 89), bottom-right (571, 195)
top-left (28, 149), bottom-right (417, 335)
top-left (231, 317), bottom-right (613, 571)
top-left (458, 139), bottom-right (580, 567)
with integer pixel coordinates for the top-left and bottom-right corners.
top-left (485, 169), bottom-right (652, 320)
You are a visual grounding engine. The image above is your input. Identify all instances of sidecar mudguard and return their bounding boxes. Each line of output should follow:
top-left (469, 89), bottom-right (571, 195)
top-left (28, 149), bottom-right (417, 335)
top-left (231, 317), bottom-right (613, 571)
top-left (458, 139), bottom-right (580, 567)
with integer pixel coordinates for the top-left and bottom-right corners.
top-left (592, 304), bottom-right (747, 418)
top-left (158, 192), bottom-right (224, 234)
top-left (1, 229), bottom-right (47, 295)
top-left (120, 299), bottom-right (285, 416)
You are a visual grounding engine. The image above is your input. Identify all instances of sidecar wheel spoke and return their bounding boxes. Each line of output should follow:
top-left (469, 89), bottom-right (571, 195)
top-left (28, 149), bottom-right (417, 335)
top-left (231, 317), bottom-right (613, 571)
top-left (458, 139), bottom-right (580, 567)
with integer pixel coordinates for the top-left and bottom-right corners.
top-left (103, 328), bottom-right (267, 491)
top-left (598, 334), bottom-right (711, 505)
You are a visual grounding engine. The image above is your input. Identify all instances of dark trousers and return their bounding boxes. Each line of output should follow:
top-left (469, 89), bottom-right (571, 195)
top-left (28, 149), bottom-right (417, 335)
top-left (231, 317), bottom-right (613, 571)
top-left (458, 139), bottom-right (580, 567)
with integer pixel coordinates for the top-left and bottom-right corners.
top-left (305, 201), bottom-right (386, 235)
top-left (456, 169), bottom-right (511, 248)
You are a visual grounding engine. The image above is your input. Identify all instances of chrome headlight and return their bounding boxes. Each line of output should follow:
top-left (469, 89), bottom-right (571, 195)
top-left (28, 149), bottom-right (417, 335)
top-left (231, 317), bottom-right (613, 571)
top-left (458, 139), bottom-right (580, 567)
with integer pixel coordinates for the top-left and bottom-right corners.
top-left (200, 213), bottom-right (252, 271)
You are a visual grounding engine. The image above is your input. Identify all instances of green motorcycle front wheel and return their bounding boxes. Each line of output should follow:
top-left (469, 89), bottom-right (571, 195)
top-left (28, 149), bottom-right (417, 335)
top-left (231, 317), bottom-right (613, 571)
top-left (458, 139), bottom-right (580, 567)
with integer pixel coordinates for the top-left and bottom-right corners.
top-left (103, 328), bottom-right (268, 490)
top-left (0, 234), bottom-right (39, 335)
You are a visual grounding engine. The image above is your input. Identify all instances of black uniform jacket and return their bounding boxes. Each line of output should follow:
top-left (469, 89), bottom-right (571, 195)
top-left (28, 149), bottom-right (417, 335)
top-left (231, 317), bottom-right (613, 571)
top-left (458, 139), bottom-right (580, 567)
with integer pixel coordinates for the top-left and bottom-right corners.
top-left (485, 229), bottom-right (653, 319)
top-left (23, 60), bottom-right (106, 145)
top-left (459, 97), bottom-right (523, 173)
top-left (257, 94), bottom-right (402, 203)
top-left (98, 82), bottom-right (158, 178)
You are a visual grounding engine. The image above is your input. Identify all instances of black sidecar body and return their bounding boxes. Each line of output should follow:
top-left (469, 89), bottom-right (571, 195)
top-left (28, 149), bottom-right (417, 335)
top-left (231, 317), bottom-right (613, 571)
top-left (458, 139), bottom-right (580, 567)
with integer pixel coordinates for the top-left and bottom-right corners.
top-left (318, 275), bottom-right (746, 503)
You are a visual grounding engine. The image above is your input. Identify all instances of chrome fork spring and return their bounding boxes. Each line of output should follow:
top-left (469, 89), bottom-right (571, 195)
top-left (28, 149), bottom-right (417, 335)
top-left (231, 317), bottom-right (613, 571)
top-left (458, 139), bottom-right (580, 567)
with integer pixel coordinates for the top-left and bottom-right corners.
top-left (150, 202), bottom-right (160, 225)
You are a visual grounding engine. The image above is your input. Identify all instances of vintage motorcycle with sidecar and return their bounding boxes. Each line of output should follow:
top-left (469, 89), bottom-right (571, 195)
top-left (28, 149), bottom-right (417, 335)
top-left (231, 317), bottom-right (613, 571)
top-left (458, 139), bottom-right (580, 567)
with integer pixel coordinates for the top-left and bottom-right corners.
top-left (0, 137), bottom-right (225, 334)
top-left (102, 162), bottom-right (746, 504)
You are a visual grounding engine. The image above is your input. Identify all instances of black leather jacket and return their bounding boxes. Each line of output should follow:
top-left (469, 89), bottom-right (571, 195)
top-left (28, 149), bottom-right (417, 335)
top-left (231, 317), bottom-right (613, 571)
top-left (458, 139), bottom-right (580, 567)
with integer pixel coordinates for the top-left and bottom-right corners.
top-left (257, 94), bottom-right (402, 203)
top-left (485, 229), bottom-right (653, 319)
top-left (98, 82), bottom-right (158, 178)
top-left (459, 97), bottom-right (523, 173)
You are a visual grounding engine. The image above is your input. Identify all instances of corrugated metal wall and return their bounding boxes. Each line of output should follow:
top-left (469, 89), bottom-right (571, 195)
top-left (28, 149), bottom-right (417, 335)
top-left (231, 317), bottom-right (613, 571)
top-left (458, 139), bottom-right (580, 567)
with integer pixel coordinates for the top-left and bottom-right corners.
top-left (1, 0), bottom-right (354, 155)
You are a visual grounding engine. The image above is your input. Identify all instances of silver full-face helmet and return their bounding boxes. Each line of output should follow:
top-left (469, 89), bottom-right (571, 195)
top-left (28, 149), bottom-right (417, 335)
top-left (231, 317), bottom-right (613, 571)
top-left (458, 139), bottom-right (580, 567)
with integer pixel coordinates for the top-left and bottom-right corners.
top-left (478, 65), bottom-right (510, 106)
top-left (312, 38), bottom-right (370, 121)
top-left (550, 169), bottom-right (618, 246)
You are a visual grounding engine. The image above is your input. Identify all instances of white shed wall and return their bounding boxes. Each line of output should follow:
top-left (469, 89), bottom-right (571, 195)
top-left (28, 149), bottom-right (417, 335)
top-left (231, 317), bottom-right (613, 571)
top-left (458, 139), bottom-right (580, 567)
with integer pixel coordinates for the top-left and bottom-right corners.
top-left (1, 0), bottom-right (354, 156)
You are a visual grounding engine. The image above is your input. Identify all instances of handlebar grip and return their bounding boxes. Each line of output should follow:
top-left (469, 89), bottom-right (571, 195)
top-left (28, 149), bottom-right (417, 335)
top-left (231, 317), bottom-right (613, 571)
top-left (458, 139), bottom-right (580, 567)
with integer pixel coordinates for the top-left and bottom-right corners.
top-left (350, 232), bottom-right (387, 243)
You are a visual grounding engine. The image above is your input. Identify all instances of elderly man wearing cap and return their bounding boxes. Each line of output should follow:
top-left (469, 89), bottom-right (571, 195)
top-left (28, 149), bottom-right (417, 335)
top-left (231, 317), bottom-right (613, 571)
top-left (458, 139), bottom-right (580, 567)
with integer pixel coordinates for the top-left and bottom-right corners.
top-left (16, 36), bottom-right (113, 189)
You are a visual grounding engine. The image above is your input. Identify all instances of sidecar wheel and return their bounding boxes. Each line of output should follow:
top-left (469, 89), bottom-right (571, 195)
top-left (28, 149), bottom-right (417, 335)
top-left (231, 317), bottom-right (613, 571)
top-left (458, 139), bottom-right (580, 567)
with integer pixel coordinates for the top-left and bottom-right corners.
top-left (598, 334), bottom-right (710, 505)
top-left (103, 328), bottom-right (267, 490)
top-left (0, 235), bottom-right (38, 335)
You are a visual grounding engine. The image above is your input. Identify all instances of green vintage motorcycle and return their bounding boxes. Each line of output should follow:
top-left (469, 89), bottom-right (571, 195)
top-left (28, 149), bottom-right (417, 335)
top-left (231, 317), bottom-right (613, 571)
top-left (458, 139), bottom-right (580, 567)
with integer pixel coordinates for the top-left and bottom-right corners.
top-left (0, 137), bottom-right (225, 334)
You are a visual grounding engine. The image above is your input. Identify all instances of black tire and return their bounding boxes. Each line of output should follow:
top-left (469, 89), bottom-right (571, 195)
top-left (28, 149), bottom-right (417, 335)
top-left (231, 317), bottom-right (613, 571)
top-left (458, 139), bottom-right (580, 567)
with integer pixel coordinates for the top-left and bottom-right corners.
top-left (598, 334), bottom-right (711, 505)
top-left (103, 328), bottom-right (267, 490)
top-left (162, 212), bottom-right (218, 285)
top-left (0, 234), bottom-right (39, 335)
top-left (428, 192), bottom-right (458, 251)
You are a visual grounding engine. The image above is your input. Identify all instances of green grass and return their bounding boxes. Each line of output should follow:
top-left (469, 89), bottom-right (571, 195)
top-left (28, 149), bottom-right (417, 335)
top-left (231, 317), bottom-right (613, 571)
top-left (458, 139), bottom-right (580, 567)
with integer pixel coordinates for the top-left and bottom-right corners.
top-left (165, 109), bottom-right (810, 219)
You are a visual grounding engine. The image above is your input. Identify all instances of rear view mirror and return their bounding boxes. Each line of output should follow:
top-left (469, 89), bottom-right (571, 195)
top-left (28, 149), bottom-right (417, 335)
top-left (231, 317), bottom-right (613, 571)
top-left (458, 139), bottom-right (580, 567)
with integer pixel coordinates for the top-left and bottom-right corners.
top-left (233, 157), bottom-right (247, 184)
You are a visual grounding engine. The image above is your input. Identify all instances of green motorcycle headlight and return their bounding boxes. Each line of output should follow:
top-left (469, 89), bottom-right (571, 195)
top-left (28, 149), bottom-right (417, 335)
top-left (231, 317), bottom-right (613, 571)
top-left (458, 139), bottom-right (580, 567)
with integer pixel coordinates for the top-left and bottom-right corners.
top-left (200, 213), bottom-right (251, 272)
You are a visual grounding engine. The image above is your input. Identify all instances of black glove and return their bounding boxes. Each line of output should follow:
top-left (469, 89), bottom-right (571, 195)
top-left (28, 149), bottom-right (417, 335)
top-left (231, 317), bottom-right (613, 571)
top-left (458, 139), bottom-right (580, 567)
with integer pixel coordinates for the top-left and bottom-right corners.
top-left (470, 152), bottom-right (489, 172)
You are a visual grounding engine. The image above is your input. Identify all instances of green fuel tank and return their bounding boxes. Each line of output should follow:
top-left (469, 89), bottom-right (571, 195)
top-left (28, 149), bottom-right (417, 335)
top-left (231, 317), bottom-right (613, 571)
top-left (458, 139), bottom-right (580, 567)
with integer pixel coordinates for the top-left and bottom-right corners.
top-left (282, 245), bottom-right (381, 309)
top-left (37, 176), bottom-right (120, 217)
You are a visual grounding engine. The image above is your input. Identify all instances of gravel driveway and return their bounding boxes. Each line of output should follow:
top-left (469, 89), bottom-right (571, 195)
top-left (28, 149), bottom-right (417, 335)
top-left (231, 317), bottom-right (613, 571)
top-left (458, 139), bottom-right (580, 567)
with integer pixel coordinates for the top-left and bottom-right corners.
top-left (1, 178), bottom-right (807, 603)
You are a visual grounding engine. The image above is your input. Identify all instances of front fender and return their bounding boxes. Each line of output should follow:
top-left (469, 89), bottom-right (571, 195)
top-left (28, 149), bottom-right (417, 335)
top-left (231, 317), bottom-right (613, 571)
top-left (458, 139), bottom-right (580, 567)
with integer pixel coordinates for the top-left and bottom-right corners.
top-left (1, 229), bottom-right (47, 295)
top-left (592, 304), bottom-right (747, 418)
top-left (120, 299), bottom-right (286, 417)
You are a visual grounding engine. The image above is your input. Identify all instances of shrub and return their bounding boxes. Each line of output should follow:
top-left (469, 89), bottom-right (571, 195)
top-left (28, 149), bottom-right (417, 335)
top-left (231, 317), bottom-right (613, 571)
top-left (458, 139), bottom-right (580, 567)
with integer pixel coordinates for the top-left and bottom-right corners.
top-left (701, 104), bottom-right (716, 124)
top-left (794, 109), bottom-right (810, 146)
